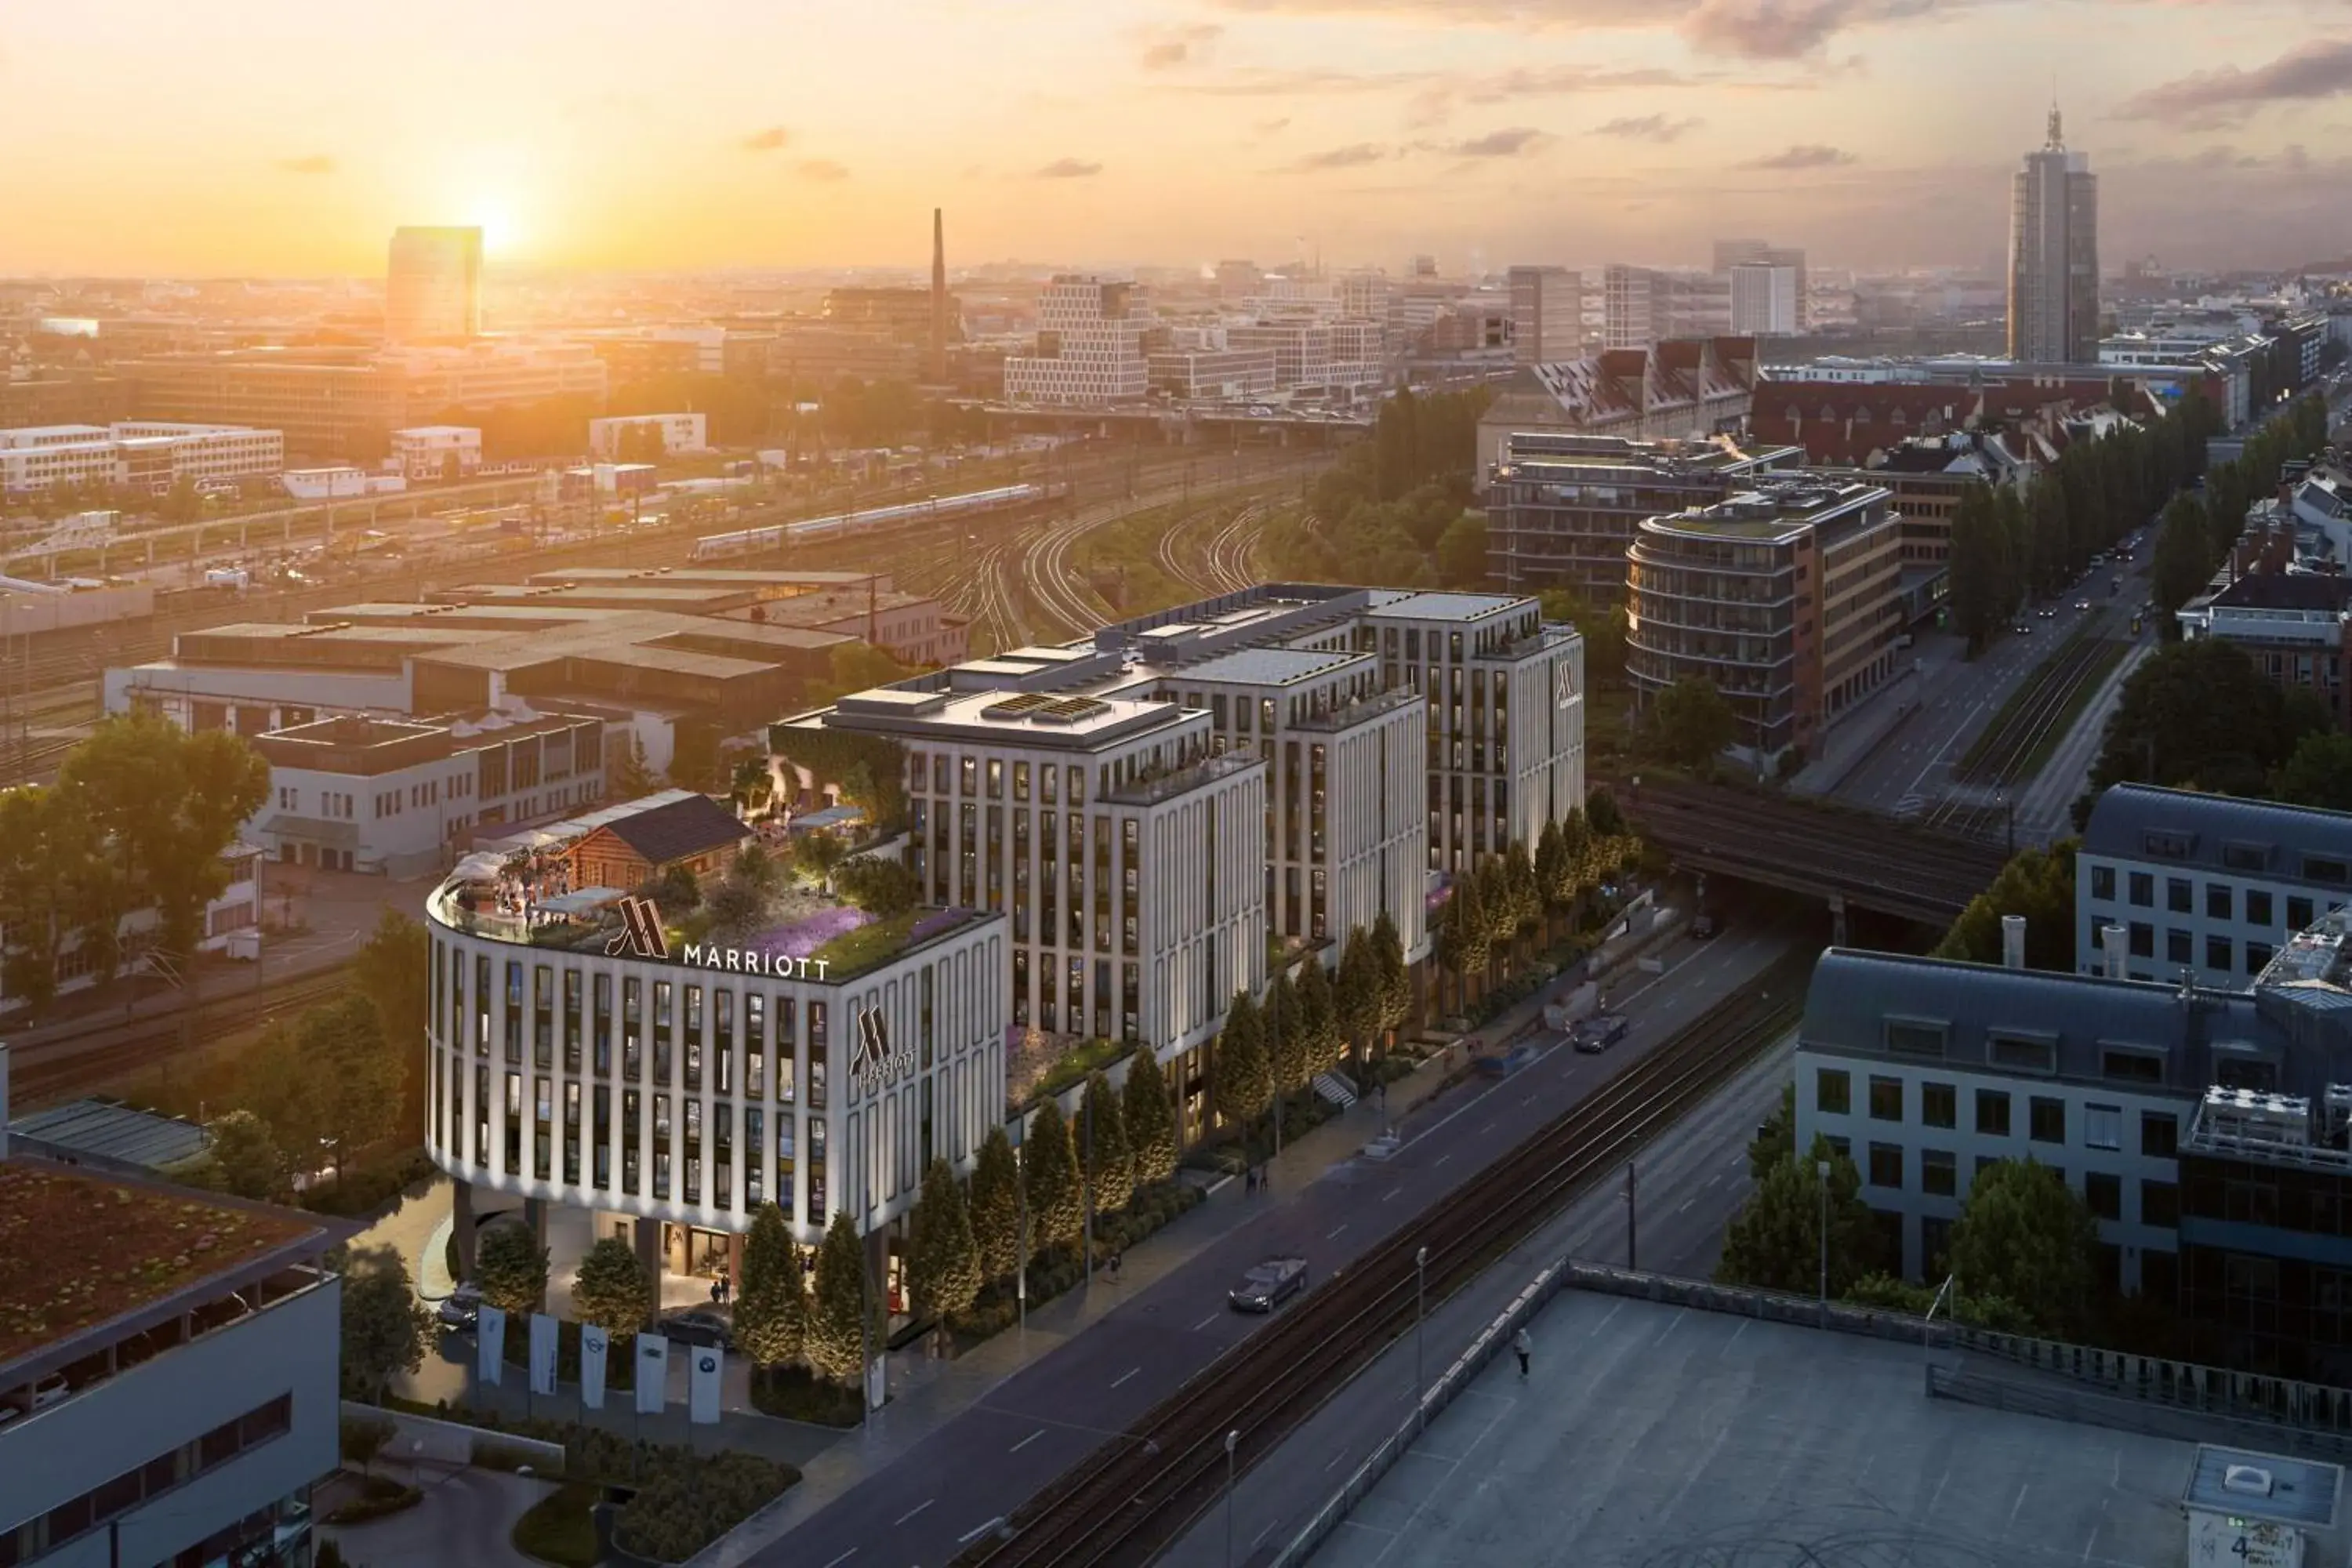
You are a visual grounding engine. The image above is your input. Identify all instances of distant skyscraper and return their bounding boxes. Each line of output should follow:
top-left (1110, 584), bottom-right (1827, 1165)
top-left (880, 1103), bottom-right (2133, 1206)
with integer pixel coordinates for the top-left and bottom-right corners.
top-left (1728, 262), bottom-right (1799, 336)
top-left (1714, 238), bottom-right (1808, 332)
top-left (2006, 107), bottom-right (2100, 364)
top-left (1507, 265), bottom-right (1580, 365)
top-left (385, 227), bottom-right (482, 344)
top-left (930, 208), bottom-right (949, 384)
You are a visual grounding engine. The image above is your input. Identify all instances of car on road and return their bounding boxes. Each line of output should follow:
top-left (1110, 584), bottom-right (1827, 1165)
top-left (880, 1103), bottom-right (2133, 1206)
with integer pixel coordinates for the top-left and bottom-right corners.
top-left (2036, 606), bottom-right (2056, 619)
top-left (2075, 599), bottom-right (2092, 611)
top-left (1229, 1257), bottom-right (1309, 1313)
top-left (1691, 910), bottom-right (1720, 938)
top-left (1573, 1012), bottom-right (1630, 1054)
top-left (437, 1285), bottom-right (482, 1333)
top-left (659, 1309), bottom-right (735, 1350)
top-left (2013, 620), bottom-right (2032, 633)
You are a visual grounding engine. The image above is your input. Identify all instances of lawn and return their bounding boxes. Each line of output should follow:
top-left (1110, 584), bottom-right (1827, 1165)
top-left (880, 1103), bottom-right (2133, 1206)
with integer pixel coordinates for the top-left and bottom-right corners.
top-left (510, 1481), bottom-right (601, 1568)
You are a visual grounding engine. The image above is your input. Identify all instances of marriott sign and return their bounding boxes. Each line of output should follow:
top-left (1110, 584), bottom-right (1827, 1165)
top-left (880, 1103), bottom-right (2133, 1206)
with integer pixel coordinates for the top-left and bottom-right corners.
top-left (604, 896), bottom-right (833, 980)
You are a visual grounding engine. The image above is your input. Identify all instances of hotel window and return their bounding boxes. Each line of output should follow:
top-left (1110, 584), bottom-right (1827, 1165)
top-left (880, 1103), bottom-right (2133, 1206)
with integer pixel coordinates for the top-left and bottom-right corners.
top-left (807, 1119), bottom-right (827, 1225)
top-left (2142, 1111), bottom-right (2178, 1158)
top-left (564, 970), bottom-right (583, 1073)
top-left (2207, 935), bottom-right (2233, 975)
top-left (2290, 895), bottom-right (2315, 931)
top-left (716, 989), bottom-right (735, 1094)
top-left (563, 1083), bottom-right (582, 1184)
top-left (2206, 884), bottom-right (2232, 920)
top-left (593, 1086), bottom-right (612, 1188)
top-left (2084, 1104), bottom-right (2122, 1152)
top-left (2167, 928), bottom-right (2192, 965)
top-left (684, 985), bottom-right (703, 1092)
top-left (746, 1108), bottom-right (765, 1204)
top-left (654, 981), bottom-right (673, 1085)
top-left (2166, 877), bottom-right (2192, 914)
top-left (808, 1002), bottom-right (828, 1109)
top-left (2127, 872), bottom-right (2152, 907)
top-left (622, 978), bottom-right (643, 1080)
top-left (2085, 1172), bottom-right (2122, 1221)
top-left (746, 993), bottom-right (766, 1098)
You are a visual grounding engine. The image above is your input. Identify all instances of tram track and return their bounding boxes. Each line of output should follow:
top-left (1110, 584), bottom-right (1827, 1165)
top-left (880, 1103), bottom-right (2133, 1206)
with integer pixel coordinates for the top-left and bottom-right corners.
top-left (5, 969), bottom-right (354, 1106)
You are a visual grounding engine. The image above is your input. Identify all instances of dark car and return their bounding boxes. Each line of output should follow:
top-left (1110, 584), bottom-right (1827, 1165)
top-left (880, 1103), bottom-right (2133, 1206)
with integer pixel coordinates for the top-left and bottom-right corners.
top-left (1573, 1013), bottom-right (1629, 1054)
top-left (437, 1285), bottom-right (482, 1333)
top-left (1691, 911), bottom-right (1719, 939)
top-left (1229, 1257), bottom-right (1308, 1313)
top-left (659, 1309), bottom-right (734, 1350)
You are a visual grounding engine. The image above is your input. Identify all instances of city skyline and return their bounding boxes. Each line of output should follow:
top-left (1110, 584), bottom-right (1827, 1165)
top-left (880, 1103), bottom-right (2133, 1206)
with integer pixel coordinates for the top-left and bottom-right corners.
top-left (1, 0), bottom-right (2347, 278)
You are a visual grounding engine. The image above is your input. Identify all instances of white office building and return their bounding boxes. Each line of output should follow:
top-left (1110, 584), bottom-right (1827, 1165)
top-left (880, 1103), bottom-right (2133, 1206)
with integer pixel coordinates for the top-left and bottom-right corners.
top-left (390, 424), bottom-right (483, 479)
top-left (586, 413), bottom-right (709, 459)
top-left (2076, 784), bottom-right (2352, 990)
top-left (0, 1072), bottom-right (343, 1568)
top-left (0, 845), bottom-right (262, 1016)
top-left (1729, 263), bottom-right (1800, 336)
top-left (1002, 278), bottom-right (1155, 405)
top-left (423, 818), bottom-right (1010, 1278)
top-left (0, 423), bottom-right (285, 495)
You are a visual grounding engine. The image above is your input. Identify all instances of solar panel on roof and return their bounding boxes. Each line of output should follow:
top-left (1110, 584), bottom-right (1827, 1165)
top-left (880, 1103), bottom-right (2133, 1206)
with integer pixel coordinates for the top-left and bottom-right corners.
top-left (982, 692), bottom-right (1053, 720)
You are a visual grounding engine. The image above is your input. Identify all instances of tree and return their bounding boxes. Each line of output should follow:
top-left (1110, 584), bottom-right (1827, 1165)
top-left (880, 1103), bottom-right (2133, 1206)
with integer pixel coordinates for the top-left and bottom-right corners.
top-left (1022, 1098), bottom-right (1084, 1247)
top-left (734, 1202), bottom-right (808, 1376)
top-left (1335, 927), bottom-right (1383, 1069)
top-left (1264, 967), bottom-right (1308, 1096)
top-left (339, 1246), bottom-right (433, 1405)
top-left (475, 1220), bottom-right (550, 1316)
top-left (967, 1127), bottom-right (1023, 1282)
top-left (1079, 1072), bottom-right (1134, 1218)
top-left (1122, 1049), bottom-right (1178, 1188)
top-left (1297, 957), bottom-right (1343, 1076)
top-left (2274, 730), bottom-right (2352, 811)
top-left (1214, 989), bottom-right (1272, 1127)
top-left (57, 710), bottom-right (270, 967)
top-left (1747, 1083), bottom-right (1794, 1180)
top-left (0, 782), bottom-right (104, 1017)
top-left (2085, 639), bottom-right (2319, 811)
top-left (805, 1210), bottom-right (869, 1387)
top-left (1934, 841), bottom-right (2078, 972)
top-left (1946, 1157), bottom-right (2100, 1338)
top-left (1945, 482), bottom-right (2013, 653)
top-left (906, 1159), bottom-right (984, 1321)
top-left (572, 1236), bottom-right (655, 1335)
top-left (804, 642), bottom-right (918, 708)
top-left (608, 731), bottom-right (658, 803)
top-left (703, 873), bottom-right (769, 938)
top-left (1371, 909), bottom-right (1411, 1046)
top-left (797, 833), bottom-right (848, 893)
top-left (833, 855), bottom-right (918, 916)
top-left (1716, 1135), bottom-right (1884, 1298)
top-left (298, 995), bottom-right (404, 1180)
top-left (1647, 675), bottom-right (1740, 770)
top-left (162, 476), bottom-right (202, 525)
top-left (205, 1109), bottom-right (286, 1200)
top-left (1587, 789), bottom-right (1625, 837)
top-left (2150, 490), bottom-right (2213, 616)
top-left (352, 908), bottom-right (431, 1132)
top-left (1433, 512), bottom-right (1489, 587)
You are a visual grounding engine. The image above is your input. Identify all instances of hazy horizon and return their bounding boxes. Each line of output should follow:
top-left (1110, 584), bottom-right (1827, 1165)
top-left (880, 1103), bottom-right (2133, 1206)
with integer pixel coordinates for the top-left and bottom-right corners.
top-left (3, 0), bottom-right (2346, 278)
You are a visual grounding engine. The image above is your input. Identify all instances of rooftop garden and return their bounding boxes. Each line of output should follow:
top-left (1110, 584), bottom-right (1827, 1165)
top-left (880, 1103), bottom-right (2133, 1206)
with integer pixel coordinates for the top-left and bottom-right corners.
top-left (0, 1163), bottom-right (314, 1364)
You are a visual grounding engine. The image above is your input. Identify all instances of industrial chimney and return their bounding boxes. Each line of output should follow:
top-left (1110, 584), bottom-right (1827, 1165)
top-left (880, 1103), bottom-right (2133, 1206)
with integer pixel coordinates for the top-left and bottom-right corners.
top-left (2002, 915), bottom-right (2027, 971)
top-left (929, 208), bottom-right (949, 385)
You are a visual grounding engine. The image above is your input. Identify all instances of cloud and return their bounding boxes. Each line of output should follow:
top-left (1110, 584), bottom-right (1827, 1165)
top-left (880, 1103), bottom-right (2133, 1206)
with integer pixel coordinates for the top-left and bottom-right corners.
top-left (1253, 116), bottom-right (1292, 136)
top-left (741, 126), bottom-right (791, 152)
top-left (1138, 23), bottom-right (1222, 68)
top-left (1591, 114), bottom-right (1702, 142)
top-left (1740, 142), bottom-right (1856, 169)
top-left (1440, 126), bottom-right (1553, 157)
top-left (1035, 157), bottom-right (1104, 178)
top-left (1290, 142), bottom-right (1391, 169)
top-left (2116, 39), bottom-right (2352, 129)
top-left (1210, 0), bottom-right (1965, 60)
top-left (1406, 62), bottom-right (1708, 126)
top-left (274, 154), bottom-right (336, 175)
top-left (797, 159), bottom-right (850, 182)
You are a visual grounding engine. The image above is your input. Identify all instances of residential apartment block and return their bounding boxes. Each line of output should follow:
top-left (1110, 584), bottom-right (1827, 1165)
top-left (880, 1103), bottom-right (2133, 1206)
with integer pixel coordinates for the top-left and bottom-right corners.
top-left (1508, 265), bottom-right (1582, 365)
top-left (2076, 784), bottom-right (2352, 989)
top-left (0, 423), bottom-right (283, 495)
top-left (1626, 476), bottom-right (1904, 763)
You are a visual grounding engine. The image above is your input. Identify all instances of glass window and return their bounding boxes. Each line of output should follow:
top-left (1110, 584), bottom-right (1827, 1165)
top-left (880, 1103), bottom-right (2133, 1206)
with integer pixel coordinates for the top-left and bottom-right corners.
top-left (2166, 927), bottom-right (2192, 965)
top-left (1867, 1143), bottom-right (1903, 1189)
top-left (2206, 935), bottom-right (2233, 975)
top-left (1867, 1076), bottom-right (1903, 1121)
top-left (1976, 1089), bottom-right (2011, 1137)
top-left (2129, 923), bottom-right (2153, 959)
top-left (2205, 884), bottom-right (2232, 921)
top-left (2128, 871), bottom-right (2153, 907)
top-left (2247, 942), bottom-right (2275, 975)
top-left (1921, 1149), bottom-right (1957, 1198)
top-left (2142, 1179), bottom-right (2180, 1227)
top-left (1815, 1067), bottom-right (1851, 1115)
top-left (2084, 1104), bottom-right (2122, 1151)
top-left (2247, 889), bottom-right (2274, 926)
top-left (2141, 1112), bottom-right (2178, 1159)
top-left (2290, 895), bottom-right (2315, 931)
top-left (2090, 865), bottom-right (2115, 901)
top-left (2085, 1171), bottom-right (2122, 1221)
top-left (2029, 1096), bottom-right (2065, 1144)
top-left (2166, 877), bottom-right (2193, 914)
top-left (1922, 1082), bottom-right (1956, 1129)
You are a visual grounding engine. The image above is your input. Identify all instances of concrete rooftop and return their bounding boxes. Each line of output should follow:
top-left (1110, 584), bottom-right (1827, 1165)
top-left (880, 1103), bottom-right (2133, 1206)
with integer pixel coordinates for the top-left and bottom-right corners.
top-left (1310, 1290), bottom-right (2204, 1568)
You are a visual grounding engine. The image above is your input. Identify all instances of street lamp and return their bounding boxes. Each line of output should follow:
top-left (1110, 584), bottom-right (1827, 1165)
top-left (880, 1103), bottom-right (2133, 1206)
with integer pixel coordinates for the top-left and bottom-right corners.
top-left (1414, 1246), bottom-right (1428, 1435)
top-left (1816, 1158), bottom-right (1832, 1303)
top-left (1224, 1429), bottom-right (1241, 1568)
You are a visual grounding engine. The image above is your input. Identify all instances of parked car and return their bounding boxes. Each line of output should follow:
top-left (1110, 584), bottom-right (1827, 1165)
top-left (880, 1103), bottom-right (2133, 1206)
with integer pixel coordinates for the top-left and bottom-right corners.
top-left (1229, 1257), bottom-right (1309, 1313)
top-left (1573, 1013), bottom-right (1629, 1054)
top-left (437, 1285), bottom-right (482, 1333)
top-left (659, 1309), bottom-right (735, 1350)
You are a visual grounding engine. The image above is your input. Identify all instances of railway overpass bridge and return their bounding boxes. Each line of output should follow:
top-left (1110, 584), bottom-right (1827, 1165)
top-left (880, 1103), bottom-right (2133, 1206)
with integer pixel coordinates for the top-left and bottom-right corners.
top-left (1628, 778), bottom-right (2009, 934)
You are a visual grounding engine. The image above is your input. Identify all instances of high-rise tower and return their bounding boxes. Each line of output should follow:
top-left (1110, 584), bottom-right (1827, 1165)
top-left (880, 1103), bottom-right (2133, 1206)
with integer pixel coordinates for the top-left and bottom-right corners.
top-left (929, 208), bottom-right (949, 384)
top-left (2006, 106), bottom-right (2100, 364)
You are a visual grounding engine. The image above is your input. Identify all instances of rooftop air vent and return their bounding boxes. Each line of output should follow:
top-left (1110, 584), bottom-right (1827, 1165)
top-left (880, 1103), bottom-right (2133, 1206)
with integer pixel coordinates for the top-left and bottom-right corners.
top-left (2222, 1465), bottom-right (2274, 1498)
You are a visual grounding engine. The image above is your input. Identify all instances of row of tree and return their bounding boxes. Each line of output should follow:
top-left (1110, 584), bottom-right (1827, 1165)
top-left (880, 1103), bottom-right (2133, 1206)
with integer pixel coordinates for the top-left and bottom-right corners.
top-left (0, 711), bottom-right (270, 1014)
top-left (1722, 1095), bottom-right (2100, 1338)
top-left (2150, 392), bottom-right (2335, 618)
top-left (1258, 387), bottom-right (1497, 591)
top-left (1429, 803), bottom-right (1639, 1013)
top-left (1946, 386), bottom-right (2227, 653)
top-left (1210, 915), bottom-right (1413, 1125)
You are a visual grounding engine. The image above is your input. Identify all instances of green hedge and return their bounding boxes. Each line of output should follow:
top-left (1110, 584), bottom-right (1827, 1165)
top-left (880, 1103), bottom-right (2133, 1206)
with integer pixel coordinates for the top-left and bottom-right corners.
top-left (302, 1147), bottom-right (438, 1218)
top-left (323, 1474), bottom-right (422, 1525)
top-left (510, 1482), bottom-right (601, 1568)
top-left (745, 1365), bottom-right (864, 1427)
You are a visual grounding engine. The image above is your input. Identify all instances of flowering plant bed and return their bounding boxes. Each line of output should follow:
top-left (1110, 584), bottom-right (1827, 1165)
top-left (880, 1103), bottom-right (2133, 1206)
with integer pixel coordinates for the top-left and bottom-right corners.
top-left (0, 1163), bottom-right (313, 1362)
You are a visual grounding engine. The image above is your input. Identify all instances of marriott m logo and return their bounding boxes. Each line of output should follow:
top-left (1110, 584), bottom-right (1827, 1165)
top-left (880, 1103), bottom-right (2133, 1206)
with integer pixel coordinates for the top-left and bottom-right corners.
top-left (604, 896), bottom-right (669, 960)
top-left (851, 1007), bottom-right (891, 1081)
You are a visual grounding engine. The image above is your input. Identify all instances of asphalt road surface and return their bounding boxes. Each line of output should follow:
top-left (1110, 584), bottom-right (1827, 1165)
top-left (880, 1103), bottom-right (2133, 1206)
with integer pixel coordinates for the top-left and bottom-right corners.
top-left (734, 925), bottom-right (1798, 1568)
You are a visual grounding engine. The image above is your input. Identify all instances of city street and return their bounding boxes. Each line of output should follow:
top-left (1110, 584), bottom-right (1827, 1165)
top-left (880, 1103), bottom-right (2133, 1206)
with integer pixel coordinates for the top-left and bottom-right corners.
top-left (712, 924), bottom-right (1802, 1568)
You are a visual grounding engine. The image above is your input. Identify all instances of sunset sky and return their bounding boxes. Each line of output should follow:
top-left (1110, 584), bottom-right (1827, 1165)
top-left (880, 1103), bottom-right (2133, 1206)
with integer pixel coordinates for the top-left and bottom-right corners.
top-left (2, 0), bottom-right (2346, 278)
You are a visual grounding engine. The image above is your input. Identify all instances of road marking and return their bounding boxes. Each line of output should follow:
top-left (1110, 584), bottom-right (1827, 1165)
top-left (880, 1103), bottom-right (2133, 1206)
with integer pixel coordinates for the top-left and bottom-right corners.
top-left (1434, 1153), bottom-right (1452, 1167)
top-left (821, 1552), bottom-right (858, 1568)
top-left (1381, 1186), bottom-right (1402, 1203)
top-left (1111, 1366), bottom-right (1142, 1388)
top-left (2009, 1483), bottom-right (2030, 1524)
top-left (1477, 1120), bottom-right (1496, 1134)
top-left (1677, 1197), bottom-right (1696, 1214)
top-left (1719, 1320), bottom-right (1750, 1358)
top-left (1192, 1312), bottom-right (1221, 1332)
top-left (895, 1500), bottom-right (934, 1527)
top-left (957, 1519), bottom-right (1005, 1544)
top-left (1327, 1222), bottom-right (1350, 1240)
top-left (1011, 1428), bottom-right (1045, 1453)
top-left (1705, 1172), bottom-right (1722, 1188)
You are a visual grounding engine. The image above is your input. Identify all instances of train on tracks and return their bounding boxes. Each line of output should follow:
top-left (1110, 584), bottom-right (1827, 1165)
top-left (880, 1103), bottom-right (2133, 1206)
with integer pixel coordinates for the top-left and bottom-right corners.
top-left (691, 481), bottom-right (1068, 561)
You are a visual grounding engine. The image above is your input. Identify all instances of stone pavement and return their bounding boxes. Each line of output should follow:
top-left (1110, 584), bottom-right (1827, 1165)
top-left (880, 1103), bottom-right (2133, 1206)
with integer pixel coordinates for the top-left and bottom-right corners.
top-left (319, 1454), bottom-right (557, 1568)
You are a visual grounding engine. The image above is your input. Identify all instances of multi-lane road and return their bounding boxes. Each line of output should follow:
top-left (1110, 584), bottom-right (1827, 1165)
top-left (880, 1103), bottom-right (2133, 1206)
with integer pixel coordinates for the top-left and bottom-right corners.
top-left (717, 923), bottom-right (1799, 1568)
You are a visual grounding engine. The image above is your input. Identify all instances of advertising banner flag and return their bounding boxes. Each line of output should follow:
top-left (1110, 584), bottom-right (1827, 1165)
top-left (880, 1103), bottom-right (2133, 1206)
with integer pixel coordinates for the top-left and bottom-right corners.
top-left (528, 1312), bottom-right (559, 1396)
top-left (688, 1346), bottom-right (723, 1425)
top-left (580, 1325), bottom-right (609, 1410)
top-left (633, 1333), bottom-right (669, 1415)
top-left (477, 1305), bottom-right (506, 1387)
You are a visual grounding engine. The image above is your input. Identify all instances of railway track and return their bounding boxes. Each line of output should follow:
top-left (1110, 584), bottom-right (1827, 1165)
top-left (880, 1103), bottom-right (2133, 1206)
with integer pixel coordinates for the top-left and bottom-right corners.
top-left (1932, 622), bottom-right (2125, 840)
top-left (5, 969), bottom-right (354, 1106)
top-left (1202, 503), bottom-right (1266, 593)
top-left (958, 957), bottom-right (1811, 1568)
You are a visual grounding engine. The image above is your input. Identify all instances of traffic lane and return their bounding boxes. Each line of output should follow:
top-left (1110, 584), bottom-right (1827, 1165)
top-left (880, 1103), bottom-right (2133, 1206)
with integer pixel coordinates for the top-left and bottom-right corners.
top-left (1156, 1037), bottom-right (1799, 1568)
top-left (753, 931), bottom-right (1798, 1566)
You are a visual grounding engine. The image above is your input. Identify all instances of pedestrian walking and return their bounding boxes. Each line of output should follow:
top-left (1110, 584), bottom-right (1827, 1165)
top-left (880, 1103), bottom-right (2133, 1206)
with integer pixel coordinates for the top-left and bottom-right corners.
top-left (1244, 1167), bottom-right (1256, 1196)
top-left (1109, 1249), bottom-right (1123, 1279)
top-left (1514, 1326), bottom-right (1532, 1379)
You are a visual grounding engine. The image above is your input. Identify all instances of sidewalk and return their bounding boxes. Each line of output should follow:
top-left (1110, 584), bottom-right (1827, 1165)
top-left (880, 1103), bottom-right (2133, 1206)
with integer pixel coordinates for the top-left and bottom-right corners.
top-left (1788, 633), bottom-right (1964, 796)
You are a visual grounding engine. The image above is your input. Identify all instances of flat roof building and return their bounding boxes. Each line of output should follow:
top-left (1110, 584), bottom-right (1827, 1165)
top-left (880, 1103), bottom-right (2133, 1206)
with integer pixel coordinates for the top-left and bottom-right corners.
top-left (1473, 337), bottom-right (1759, 484)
